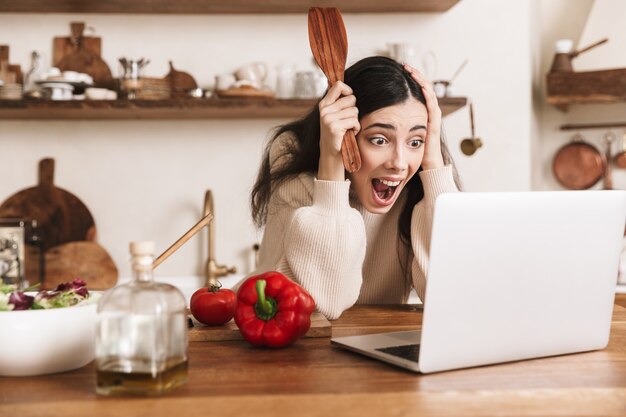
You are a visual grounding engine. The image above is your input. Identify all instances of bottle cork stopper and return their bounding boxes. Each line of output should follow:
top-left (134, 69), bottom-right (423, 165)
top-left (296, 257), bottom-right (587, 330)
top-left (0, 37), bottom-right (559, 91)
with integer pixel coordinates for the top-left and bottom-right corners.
top-left (129, 241), bottom-right (155, 256)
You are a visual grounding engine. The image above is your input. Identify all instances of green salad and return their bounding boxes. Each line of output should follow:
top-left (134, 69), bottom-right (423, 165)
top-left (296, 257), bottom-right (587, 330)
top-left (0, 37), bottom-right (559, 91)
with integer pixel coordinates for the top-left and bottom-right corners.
top-left (0, 279), bottom-right (90, 311)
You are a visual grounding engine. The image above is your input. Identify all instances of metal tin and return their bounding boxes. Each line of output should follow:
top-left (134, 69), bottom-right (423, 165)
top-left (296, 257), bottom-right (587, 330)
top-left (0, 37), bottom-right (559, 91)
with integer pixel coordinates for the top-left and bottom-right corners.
top-left (0, 219), bottom-right (26, 288)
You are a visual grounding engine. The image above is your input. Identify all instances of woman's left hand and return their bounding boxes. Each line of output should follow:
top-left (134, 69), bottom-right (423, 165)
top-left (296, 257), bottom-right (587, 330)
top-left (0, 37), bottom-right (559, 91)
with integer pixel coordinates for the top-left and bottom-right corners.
top-left (403, 64), bottom-right (445, 170)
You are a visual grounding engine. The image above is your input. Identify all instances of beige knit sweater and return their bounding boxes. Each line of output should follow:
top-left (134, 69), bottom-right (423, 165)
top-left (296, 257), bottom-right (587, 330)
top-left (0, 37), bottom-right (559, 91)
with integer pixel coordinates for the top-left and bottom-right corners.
top-left (250, 132), bottom-right (458, 320)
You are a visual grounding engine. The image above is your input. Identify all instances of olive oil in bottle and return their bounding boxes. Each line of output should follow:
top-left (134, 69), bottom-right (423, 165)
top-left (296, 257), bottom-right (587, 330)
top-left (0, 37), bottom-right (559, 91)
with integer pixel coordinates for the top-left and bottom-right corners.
top-left (96, 241), bottom-right (188, 396)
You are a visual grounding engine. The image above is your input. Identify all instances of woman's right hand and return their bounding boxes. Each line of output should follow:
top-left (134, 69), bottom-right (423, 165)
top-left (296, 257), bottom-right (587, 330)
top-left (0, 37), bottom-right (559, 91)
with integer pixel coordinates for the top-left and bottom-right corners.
top-left (317, 81), bottom-right (360, 181)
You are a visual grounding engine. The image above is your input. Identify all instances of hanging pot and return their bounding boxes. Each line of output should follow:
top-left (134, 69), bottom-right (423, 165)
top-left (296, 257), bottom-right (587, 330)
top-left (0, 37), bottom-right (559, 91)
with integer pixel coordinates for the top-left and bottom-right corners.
top-left (552, 133), bottom-right (605, 190)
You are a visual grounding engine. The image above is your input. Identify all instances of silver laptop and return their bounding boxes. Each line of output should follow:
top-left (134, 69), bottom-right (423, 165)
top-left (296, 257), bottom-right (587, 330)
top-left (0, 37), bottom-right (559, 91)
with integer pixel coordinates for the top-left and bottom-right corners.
top-left (331, 191), bottom-right (626, 373)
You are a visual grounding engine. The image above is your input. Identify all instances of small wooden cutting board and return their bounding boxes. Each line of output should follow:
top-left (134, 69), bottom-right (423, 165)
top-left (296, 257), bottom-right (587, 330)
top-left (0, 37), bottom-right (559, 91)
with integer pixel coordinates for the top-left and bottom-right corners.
top-left (188, 312), bottom-right (331, 342)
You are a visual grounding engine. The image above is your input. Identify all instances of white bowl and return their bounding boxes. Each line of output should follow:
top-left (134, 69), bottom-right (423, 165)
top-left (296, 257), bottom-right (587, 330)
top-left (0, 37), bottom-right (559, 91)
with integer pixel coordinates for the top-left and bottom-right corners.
top-left (0, 292), bottom-right (101, 376)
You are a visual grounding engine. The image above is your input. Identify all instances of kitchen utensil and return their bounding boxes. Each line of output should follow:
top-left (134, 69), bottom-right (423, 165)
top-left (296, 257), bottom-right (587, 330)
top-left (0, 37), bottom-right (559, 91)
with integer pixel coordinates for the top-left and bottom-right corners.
top-left (552, 134), bottom-right (605, 189)
top-left (603, 132), bottom-right (615, 190)
top-left (118, 57), bottom-right (150, 99)
top-left (153, 211), bottom-right (214, 269)
top-left (460, 103), bottom-right (482, 156)
top-left (549, 37), bottom-right (608, 73)
top-left (234, 61), bottom-right (267, 89)
top-left (0, 59), bottom-right (9, 84)
top-left (53, 23), bottom-right (101, 66)
top-left (308, 7), bottom-right (361, 173)
top-left (24, 51), bottom-right (44, 93)
top-left (44, 241), bottom-right (117, 290)
top-left (0, 158), bottom-right (96, 250)
top-left (164, 60), bottom-right (198, 98)
top-left (215, 73), bottom-right (236, 91)
top-left (0, 45), bottom-right (23, 84)
top-left (443, 58), bottom-right (467, 96)
top-left (434, 59), bottom-right (467, 98)
top-left (118, 57), bottom-right (150, 80)
top-left (188, 311), bottom-right (331, 342)
top-left (56, 22), bottom-right (114, 89)
top-left (614, 131), bottom-right (626, 169)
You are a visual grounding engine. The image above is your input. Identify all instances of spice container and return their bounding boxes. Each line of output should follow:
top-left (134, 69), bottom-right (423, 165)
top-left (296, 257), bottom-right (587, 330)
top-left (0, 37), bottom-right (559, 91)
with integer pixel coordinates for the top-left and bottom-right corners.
top-left (95, 241), bottom-right (188, 396)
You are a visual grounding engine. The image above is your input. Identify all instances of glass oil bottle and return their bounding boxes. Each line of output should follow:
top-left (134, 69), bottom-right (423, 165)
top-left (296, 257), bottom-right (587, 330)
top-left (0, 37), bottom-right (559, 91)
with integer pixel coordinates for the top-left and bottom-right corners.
top-left (96, 241), bottom-right (188, 396)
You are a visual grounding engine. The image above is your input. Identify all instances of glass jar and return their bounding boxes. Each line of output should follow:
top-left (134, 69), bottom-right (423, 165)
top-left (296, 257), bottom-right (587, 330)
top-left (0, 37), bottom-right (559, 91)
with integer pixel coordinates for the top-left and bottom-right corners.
top-left (275, 64), bottom-right (296, 99)
top-left (294, 71), bottom-right (317, 99)
top-left (95, 241), bottom-right (188, 396)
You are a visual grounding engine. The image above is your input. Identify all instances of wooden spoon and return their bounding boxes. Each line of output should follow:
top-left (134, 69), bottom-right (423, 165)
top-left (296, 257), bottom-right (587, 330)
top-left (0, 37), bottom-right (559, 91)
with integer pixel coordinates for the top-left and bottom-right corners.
top-left (308, 7), bottom-right (361, 173)
top-left (152, 211), bottom-right (213, 269)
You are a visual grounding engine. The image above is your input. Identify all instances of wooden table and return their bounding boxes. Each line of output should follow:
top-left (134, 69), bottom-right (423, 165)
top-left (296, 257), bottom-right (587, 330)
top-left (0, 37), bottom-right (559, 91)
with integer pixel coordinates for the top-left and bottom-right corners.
top-left (2, 296), bottom-right (626, 417)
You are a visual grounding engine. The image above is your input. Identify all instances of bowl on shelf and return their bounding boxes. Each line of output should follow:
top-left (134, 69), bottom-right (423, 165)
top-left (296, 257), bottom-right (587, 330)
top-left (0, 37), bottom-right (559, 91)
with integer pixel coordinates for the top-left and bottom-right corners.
top-left (0, 292), bottom-right (102, 376)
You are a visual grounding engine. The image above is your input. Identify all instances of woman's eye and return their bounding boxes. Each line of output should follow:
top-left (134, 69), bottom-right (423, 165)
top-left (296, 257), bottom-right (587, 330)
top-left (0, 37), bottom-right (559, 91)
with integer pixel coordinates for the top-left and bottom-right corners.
top-left (369, 137), bottom-right (388, 146)
top-left (409, 139), bottom-right (425, 148)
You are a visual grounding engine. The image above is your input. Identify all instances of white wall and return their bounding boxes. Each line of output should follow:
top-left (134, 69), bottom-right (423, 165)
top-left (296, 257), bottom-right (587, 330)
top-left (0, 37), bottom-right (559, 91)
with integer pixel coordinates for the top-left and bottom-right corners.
top-left (0, 0), bottom-right (533, 279)
top-left (533, 0), bottom-right (626, 191)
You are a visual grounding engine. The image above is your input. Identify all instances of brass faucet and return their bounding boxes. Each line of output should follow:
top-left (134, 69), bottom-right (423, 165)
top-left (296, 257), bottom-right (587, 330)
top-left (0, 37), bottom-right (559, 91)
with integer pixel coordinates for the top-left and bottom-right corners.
top-left (204, 190), bottom-right (237, 286)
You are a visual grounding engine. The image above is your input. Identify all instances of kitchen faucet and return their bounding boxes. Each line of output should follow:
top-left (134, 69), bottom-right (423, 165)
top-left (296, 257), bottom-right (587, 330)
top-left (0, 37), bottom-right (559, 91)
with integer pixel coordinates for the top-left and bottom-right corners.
top-left (204, 190), bottom-right (237, 286)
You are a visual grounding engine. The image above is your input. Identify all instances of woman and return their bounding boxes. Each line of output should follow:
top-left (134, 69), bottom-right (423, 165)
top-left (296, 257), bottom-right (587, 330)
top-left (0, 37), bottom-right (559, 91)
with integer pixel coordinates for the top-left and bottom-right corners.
top-left (250, 56), bottom-right (461, 320)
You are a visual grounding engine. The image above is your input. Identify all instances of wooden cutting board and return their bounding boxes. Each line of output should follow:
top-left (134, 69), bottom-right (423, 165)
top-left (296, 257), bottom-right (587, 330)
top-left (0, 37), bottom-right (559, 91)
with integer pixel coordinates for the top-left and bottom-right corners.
top-left (0, 158), bottom-right (96, 250)
top-left (164, 60), bottom-right (197, 97)
top-left (0, 45), bottom-right (23, 84)
top-left (43, 241), bottom-right (118, 290)
top-left (188, 312), bottom-right (331, 342)
top-left (54, 22), bottom-right (113, 89)
top-left (53, 26), bottom-right (101, 67)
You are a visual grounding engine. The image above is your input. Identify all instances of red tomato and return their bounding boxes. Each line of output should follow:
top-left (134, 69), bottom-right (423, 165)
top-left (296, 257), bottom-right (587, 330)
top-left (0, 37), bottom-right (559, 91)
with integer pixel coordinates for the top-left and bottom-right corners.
top-left (190, 285), bottom-right (236, 326)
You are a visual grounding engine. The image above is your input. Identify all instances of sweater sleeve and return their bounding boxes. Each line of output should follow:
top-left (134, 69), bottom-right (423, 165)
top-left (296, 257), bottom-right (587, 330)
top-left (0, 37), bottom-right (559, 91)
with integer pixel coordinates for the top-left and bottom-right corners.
top-left (410, 166), bottom-right (458, 302)
top-left (283, 179), bottom-right (366, 320)
top-left (263, 133), bottom-right (366, 320)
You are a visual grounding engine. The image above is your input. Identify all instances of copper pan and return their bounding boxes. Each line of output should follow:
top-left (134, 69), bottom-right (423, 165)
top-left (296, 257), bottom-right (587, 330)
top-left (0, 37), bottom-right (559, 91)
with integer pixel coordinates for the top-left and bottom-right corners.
top-left (552, 133), bottom-right (605, 190)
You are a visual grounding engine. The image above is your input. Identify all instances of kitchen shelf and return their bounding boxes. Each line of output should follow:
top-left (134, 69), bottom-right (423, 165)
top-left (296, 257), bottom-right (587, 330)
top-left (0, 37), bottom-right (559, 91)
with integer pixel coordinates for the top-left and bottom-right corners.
top-left (0, 0), bottom-right (460, 14)
top-left (546, 68), bottom-right (626, 112)
top-left (0, 96), bottom-right (467, 120)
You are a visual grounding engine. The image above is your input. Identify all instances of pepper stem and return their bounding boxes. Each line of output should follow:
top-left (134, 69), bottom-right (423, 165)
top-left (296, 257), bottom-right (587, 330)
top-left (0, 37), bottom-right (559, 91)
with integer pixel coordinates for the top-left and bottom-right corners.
top-left (254, 279), bottom-right (277, 321)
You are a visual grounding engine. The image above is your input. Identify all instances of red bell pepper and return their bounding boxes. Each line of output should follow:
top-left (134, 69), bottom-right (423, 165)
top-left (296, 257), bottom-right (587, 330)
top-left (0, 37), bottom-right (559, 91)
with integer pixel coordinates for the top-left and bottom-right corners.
top-left (234, 271), bottom-right (315, 348)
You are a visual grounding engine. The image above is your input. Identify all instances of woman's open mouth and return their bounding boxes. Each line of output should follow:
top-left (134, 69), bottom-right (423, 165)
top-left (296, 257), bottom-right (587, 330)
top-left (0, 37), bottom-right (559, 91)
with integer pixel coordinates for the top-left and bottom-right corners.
top-left (371, 178), bottom-right (402, 207)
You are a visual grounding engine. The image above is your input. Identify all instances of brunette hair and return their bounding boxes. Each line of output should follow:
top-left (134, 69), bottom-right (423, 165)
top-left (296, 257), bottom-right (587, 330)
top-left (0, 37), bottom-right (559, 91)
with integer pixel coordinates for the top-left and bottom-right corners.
top-left (251, 56), bottom-right (461, 246)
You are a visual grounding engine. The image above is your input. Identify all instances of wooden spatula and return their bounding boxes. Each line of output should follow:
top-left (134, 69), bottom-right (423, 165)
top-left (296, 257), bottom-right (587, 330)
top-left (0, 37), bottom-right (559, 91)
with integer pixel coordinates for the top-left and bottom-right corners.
top-left (308, 7), bottom-right (361, 173)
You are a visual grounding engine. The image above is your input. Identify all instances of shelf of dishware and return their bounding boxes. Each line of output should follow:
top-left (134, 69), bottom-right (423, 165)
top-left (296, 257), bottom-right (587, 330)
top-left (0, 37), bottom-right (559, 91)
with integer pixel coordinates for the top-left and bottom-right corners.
top-left (0, 96), bottom-right (467, 120)
top-left (0, 0), bottom-right (461, 14)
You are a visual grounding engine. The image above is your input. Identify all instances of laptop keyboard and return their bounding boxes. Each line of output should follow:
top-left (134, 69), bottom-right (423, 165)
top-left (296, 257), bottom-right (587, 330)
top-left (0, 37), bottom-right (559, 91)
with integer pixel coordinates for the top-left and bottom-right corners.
top-left (375, 344), bottom-right (421, 363)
